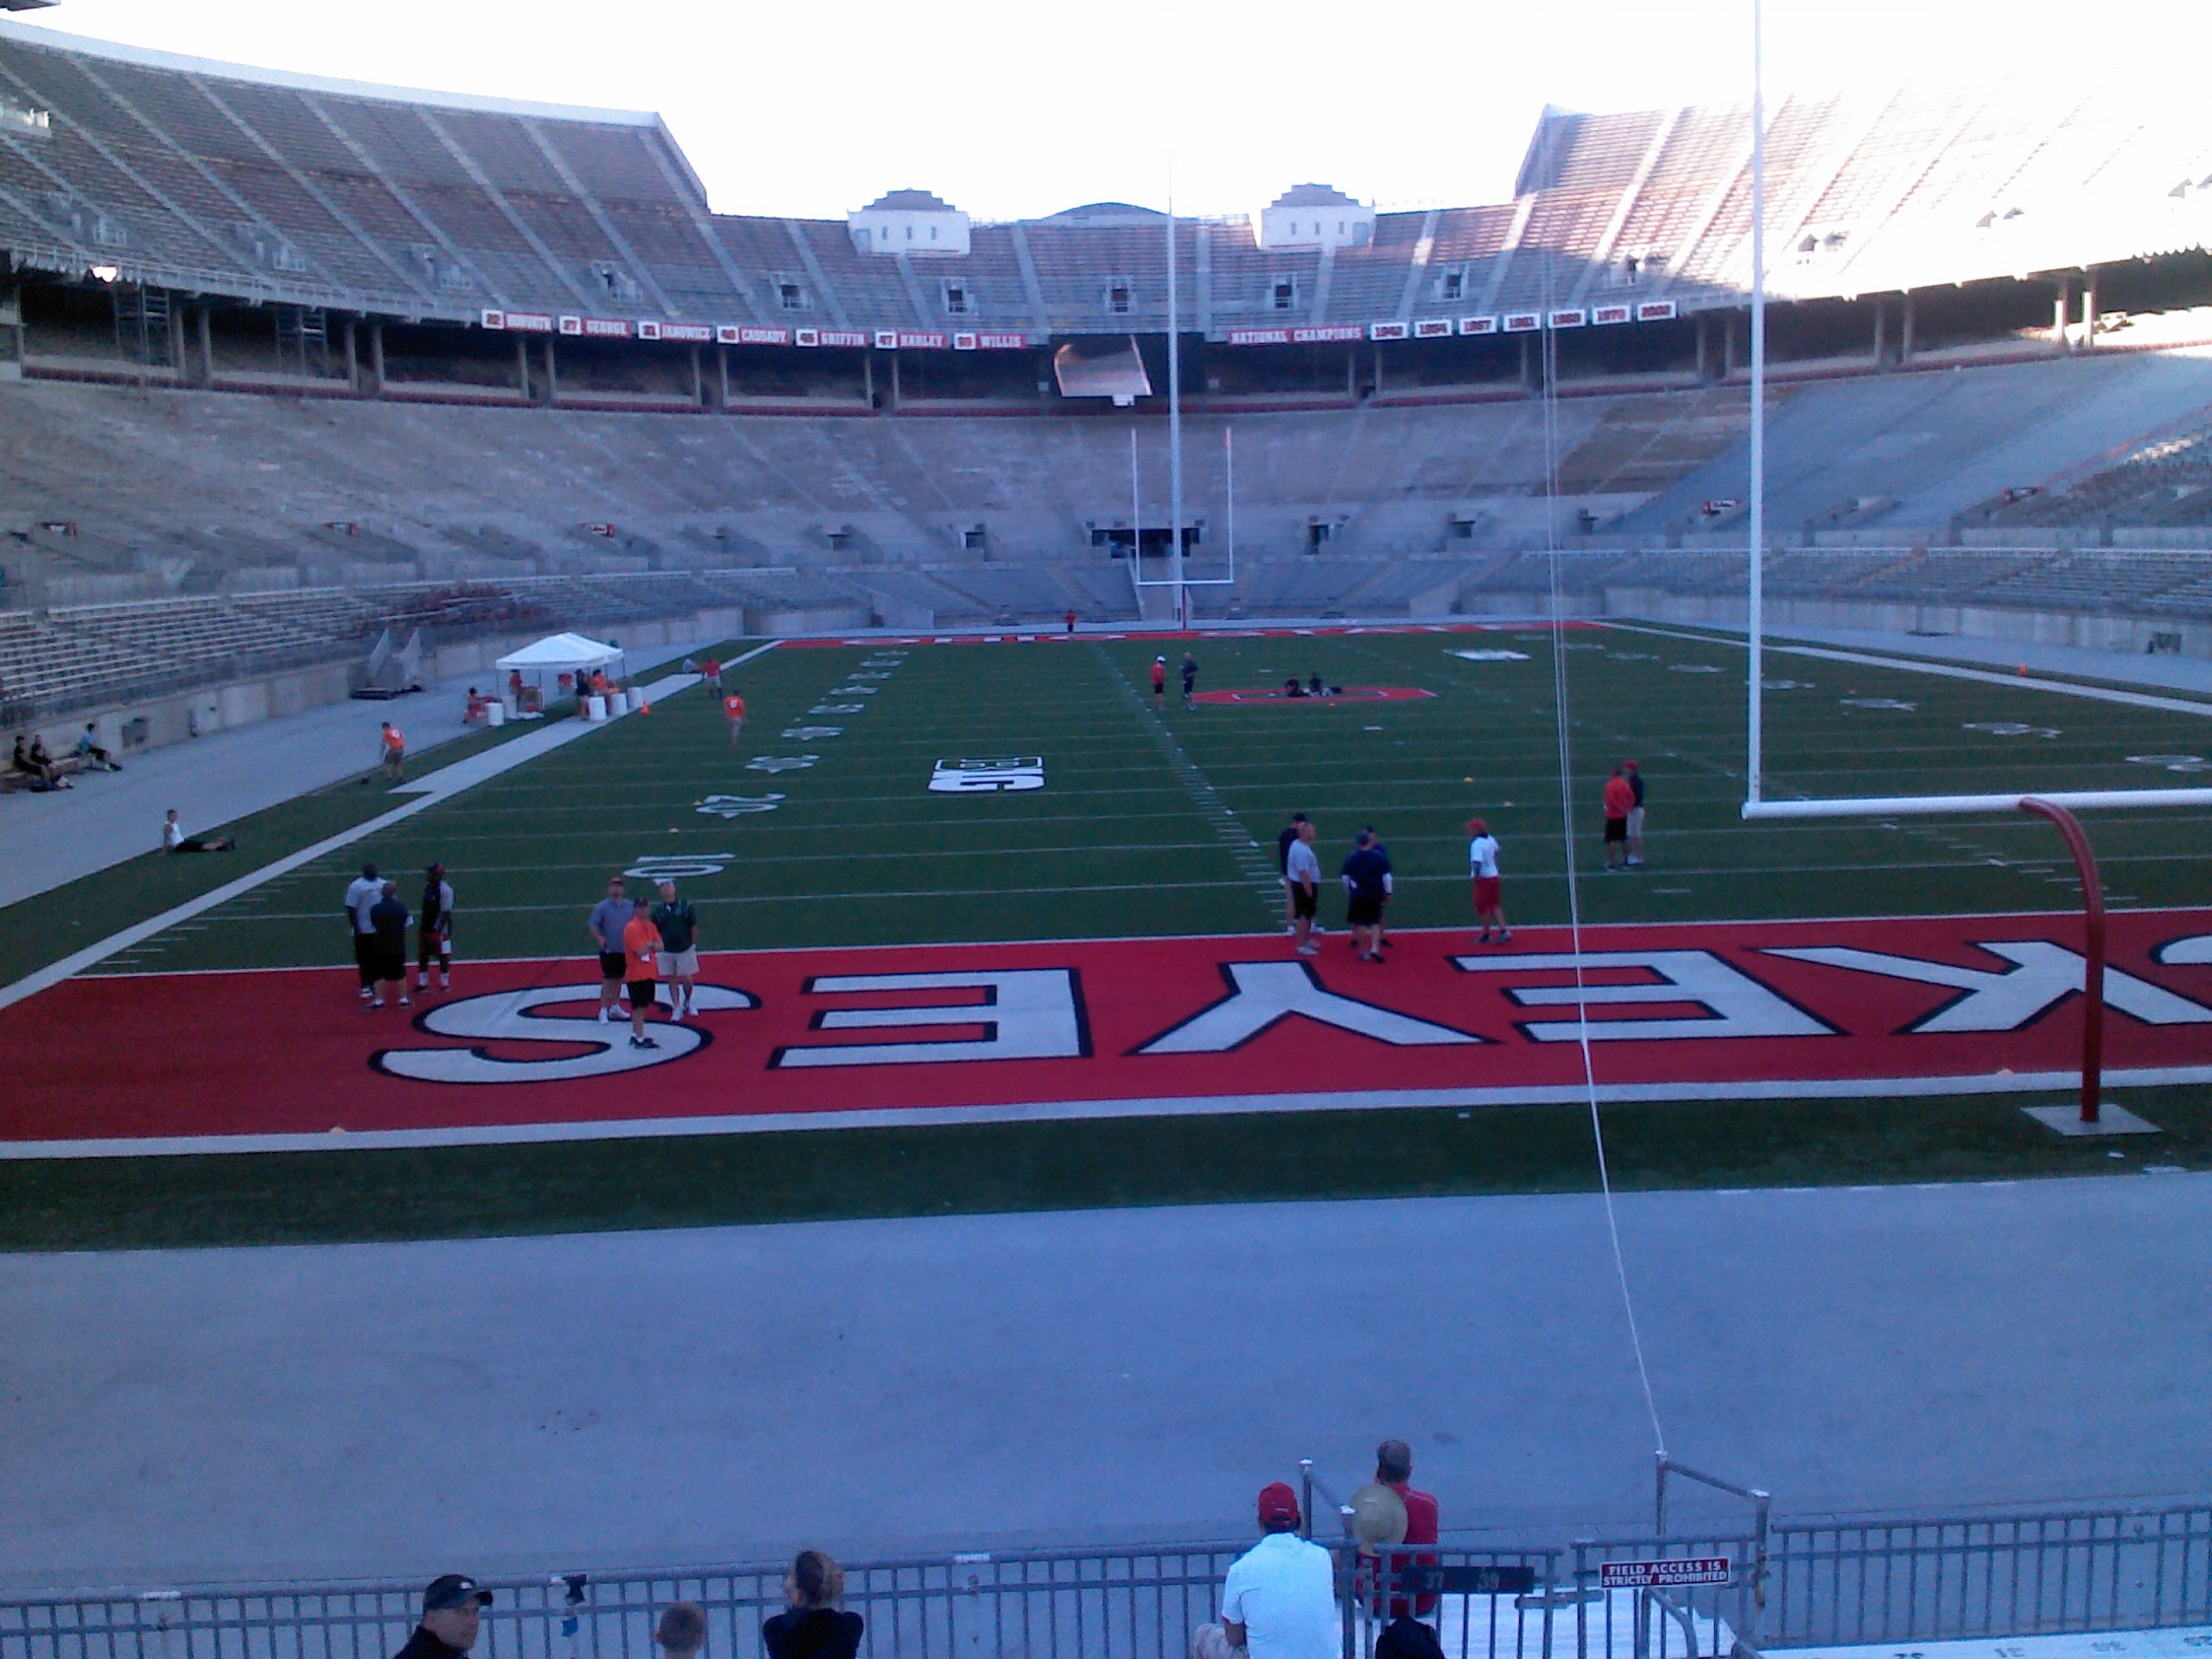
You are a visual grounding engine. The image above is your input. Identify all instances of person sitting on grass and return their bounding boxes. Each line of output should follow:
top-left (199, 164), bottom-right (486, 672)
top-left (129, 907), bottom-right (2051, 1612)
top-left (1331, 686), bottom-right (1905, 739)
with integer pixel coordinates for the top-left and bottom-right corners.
top-left (162, 808), bottom-right (234, 853)
top-left (74, 723), bottom-right (121, 771)
top-left (462, 687), bottom-right (489, 725)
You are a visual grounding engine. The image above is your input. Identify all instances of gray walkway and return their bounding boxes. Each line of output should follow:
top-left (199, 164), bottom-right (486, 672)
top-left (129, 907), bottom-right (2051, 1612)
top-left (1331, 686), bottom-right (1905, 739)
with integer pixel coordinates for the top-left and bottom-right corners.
top-left (1, 1173), bottom-right (2205, 1592)
top-left (0, 640), bottom-right (712, 911)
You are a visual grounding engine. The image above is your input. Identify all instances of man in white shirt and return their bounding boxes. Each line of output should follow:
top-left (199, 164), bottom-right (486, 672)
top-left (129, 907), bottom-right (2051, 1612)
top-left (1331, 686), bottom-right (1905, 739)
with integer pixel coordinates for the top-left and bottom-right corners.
top-left (1467, 818), bottom-right (1510, 944)
top-left (1285, 821), bottom-right (1322, 957)
top-left (343, 862), bottom-right (385, 1006)
top-left (1220, 1482), bottom-right (1340, 1659)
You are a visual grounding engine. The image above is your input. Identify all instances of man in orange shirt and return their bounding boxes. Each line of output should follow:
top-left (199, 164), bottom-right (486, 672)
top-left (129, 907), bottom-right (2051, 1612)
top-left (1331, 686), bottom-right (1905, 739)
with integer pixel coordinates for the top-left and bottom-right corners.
top-left (1602, 765), bottom-right (1635, 871)
top-left (724, 690), bottom-right (747, 747)
top-left (379, 721), bottom-right (406, 784)
top-left (620, 898), bottom-right (663, 1050)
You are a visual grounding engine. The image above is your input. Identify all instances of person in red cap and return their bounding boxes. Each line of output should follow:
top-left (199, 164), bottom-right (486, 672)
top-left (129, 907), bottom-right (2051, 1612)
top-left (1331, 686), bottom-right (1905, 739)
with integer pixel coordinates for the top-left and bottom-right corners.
top-left (1217, 1482), bottom-right (1339, 1659)
top-left (1467, 818), bottom-right (1509, 944)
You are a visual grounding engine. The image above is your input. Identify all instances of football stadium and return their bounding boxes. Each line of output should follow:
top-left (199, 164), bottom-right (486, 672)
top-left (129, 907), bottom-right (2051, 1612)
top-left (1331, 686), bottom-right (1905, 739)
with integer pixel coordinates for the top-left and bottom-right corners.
top-left (2, 8), bottom-right (2212, 1659)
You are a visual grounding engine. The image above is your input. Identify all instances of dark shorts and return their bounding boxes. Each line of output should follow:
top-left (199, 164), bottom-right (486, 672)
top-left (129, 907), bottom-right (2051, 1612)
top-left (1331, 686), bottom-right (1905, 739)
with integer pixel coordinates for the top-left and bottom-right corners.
top-left (1604, 817), bottom-right (1628, 842)
top-left (627, 978), bottom-right (658, 1009)
top-left (419, 927), bottom-right (450, 963)
top-left (600, 950), bottom-right (626, 982)
top-left (373, 944), bottom-right (406, 982)
top-left (1291, 885), bottom-right (1318, 920)
top-left (1346, 893), bottom-right (1382, 927)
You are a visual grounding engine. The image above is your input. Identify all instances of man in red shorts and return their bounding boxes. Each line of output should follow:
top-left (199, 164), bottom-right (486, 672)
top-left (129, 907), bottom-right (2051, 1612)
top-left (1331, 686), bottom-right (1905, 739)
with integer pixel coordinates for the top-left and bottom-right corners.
top-left (1468, 817), bottom-right (1509, 944)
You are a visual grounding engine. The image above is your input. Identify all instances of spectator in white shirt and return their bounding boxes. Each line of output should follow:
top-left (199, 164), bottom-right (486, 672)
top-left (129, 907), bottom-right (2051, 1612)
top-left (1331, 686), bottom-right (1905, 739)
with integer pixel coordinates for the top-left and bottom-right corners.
top-left (1217, 1482), bottom-right (1340, 1659)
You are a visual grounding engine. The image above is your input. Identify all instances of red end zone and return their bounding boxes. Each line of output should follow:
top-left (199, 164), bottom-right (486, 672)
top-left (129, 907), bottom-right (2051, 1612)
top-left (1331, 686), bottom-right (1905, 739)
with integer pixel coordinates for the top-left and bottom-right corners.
top-left (10, 910), bottom-right (2212, 1155)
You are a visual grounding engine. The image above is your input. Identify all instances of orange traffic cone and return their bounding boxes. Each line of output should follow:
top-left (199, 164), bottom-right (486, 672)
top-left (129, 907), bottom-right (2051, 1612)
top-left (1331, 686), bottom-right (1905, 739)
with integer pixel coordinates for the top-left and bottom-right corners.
top-left (638, 699), bottom-right (652, 714)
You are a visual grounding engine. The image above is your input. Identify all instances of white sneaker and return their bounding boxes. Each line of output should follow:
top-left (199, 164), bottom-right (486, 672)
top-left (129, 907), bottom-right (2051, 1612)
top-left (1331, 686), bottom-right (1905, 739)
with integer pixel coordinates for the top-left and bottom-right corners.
top-left (1295, 942), bottom-right (1320, 956)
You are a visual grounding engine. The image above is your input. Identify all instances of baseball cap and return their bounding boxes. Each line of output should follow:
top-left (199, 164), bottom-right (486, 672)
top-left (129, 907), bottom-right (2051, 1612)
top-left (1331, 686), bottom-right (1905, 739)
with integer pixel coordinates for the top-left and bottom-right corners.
top-left (1466, 817), bottom-right (1487, 833)
top-left (423, 1575), bottom-right (493, 1612)
top-left (1257, 1481), bottom-right (1300, 1528)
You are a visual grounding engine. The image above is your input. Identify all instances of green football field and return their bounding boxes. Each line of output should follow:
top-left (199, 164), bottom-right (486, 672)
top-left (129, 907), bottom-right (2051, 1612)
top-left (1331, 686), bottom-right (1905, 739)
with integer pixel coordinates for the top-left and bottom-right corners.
top-left (8, 619), bottom-right (2212, 1250)
top-left (76, 621), bottom-right (2212, 977)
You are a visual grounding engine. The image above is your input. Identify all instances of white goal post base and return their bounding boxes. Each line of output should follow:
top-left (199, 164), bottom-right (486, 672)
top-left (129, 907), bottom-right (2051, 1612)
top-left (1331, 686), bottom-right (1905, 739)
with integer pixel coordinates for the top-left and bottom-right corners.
top-left (1743, 788), bottom-right (2212, 820)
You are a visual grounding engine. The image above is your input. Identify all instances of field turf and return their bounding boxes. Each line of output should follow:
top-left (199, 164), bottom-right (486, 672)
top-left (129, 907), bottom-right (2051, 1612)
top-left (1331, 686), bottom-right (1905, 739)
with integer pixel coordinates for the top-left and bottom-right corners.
top-left (7, 620), bottom-right (2212, 1249)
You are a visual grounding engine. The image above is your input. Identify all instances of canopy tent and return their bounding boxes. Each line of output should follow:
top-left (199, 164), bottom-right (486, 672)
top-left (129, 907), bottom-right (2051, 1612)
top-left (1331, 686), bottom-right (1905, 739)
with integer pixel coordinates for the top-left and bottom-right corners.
top-left (494, 632), bottom-right (624, 677)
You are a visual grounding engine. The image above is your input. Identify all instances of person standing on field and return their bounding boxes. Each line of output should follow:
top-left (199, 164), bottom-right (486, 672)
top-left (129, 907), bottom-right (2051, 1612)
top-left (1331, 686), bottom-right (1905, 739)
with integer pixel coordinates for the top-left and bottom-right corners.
top-left (379, 721), bottom-right (406, 784)
top-left (652, 878), bottom-right (701, 1021)
top-left (1339, 829), bottom-right (1391, 962)
top-left (1624, 760), bottom-right (1646, 868)
top-left (1286, 819), bottom-right (1322, 956)
top-left (621, 897), bottom-right (664, 1049)
top-left (415, 862), bottom-right (454, 995)
top-left (1181, 652), bottom-right (1198, 710)
top-left (724, 689), bottom-right (747, 747)
top-left (369, 880), bottom-right (411, 1008)
top-left (1152, 655), bottom-right (1167, 709)
top-left (588, 875), bottom-right (632, 1023)
top-left (1602, 766), bottom-right (1634, 871)
top-left (1468, 818), bottom-right (1510, 943)
top-left (344, 862), bottom-right (384, 1006)
top-left (703, 657), bottom-right (722, 693)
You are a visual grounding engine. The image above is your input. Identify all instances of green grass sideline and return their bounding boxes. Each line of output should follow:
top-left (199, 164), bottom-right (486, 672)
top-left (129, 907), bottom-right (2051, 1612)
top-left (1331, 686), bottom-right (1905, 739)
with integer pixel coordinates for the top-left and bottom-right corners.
top-left (1, 1086), bottom-right (2204, 1251)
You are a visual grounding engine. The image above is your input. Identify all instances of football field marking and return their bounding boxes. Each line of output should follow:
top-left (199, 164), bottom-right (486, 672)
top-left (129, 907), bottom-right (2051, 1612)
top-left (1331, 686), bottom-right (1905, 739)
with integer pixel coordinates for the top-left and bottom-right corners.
top-left (0, 651), bottom-right (774, 1014)
top-left (1607, 621), bottom-right (2212, 718)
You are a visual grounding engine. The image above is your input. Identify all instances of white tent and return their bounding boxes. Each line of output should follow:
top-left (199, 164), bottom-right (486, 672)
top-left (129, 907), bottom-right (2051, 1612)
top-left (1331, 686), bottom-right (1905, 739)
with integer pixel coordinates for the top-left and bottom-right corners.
top-left (494, 632), bottom-right (625, 679)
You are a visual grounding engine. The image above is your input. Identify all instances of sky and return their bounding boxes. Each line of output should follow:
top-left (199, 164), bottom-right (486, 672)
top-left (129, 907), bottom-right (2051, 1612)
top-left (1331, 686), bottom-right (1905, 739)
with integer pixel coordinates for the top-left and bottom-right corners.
top-left (10, 0), bottom-right (2207, 222)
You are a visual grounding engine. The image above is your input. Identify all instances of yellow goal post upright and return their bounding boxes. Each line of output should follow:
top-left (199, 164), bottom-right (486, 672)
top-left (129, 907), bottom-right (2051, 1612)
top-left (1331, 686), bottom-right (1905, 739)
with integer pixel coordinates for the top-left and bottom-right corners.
top-left (1726, 0), bottom-right (2212, 1127)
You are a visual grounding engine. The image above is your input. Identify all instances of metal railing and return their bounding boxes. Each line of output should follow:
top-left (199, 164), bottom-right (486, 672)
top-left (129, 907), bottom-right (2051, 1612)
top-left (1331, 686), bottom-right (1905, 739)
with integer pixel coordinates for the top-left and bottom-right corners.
top-left (5, 1504), bottom-right (2203, 1659)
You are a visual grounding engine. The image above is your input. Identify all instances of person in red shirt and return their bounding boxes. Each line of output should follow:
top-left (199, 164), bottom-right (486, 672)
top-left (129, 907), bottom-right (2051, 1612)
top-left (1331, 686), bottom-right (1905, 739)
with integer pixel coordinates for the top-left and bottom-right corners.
top-left (1376, 1439), bottom-right (1440, 1618)
top-left (724, 690), bottom-right (747, 747)
top-left (703, 657), bottom-right (722, 693)
top-left (379, 721), bottom-right (406, 783)
top-left (1603, 765), bottom-right (1635, 870)
top-left (1150, 655), bottom-right (1166, 709)
top-left (1064, 609), bottom-right (1076, 635)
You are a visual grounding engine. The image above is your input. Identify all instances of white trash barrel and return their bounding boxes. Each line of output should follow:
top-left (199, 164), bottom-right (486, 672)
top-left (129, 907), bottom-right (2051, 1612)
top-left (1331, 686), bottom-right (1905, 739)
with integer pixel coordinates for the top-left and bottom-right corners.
top-left (486, 702), bottom-right (505, 727)
top-left (585, 695), bottom-right (607, 722)
top-left (607, 690), bottom-right (630, 716)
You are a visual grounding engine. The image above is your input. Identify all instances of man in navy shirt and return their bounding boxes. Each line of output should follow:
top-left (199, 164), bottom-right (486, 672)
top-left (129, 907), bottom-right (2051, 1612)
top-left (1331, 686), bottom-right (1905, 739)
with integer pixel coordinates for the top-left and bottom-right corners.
top-left (1340, 830), bottom-right (1392, 963)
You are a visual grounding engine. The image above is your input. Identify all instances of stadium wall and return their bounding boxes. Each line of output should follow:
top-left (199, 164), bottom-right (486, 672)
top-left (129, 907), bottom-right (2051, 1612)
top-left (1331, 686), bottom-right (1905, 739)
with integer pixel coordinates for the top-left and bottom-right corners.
top-left (1579, 588), bottom-right (2212, 658)
top-left (23, 606), bottom-right (746, 764)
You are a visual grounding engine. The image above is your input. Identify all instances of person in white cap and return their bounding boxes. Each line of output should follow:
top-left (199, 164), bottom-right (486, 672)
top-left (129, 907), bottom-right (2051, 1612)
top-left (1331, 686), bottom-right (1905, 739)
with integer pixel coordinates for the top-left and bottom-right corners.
top-left (1152, 655), bottom-right (1167, 709)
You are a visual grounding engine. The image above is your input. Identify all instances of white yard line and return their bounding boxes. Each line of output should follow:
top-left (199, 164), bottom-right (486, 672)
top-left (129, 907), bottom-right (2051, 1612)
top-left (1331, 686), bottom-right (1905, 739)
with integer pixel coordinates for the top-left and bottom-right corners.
top-left (1607, 621), bottom-right (2212, 718)
top-left (8, 1062), bottom-right (2210, 1160)
top-left (0, 652), bottom-right (776, 1013)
